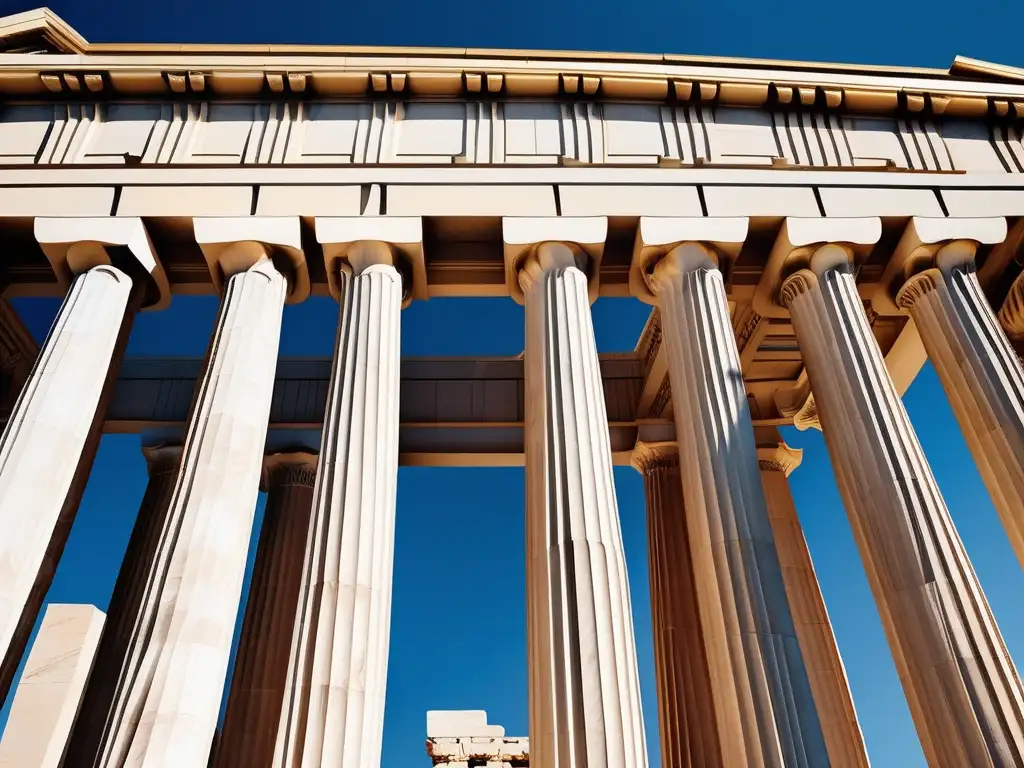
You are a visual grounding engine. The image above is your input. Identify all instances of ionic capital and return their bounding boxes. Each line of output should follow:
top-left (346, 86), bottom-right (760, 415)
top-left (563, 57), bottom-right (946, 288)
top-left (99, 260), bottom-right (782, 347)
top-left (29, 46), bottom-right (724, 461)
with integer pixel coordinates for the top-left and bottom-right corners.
top-left (34, 216), bottom-right (171, 310)
top-left (193, 216), bottom-right (309, 304)
top-left (629, 216), bottom-right (747, 305)
top-left (873, 216), bottom-right (1005, 315)
top-left (999, 272), bottom-right (1024, 341)
top-left (756, 443), bottom-right (803, 476)
top-left (315, 216), bottom-right (424, 305)
top-left (502, 216), bottom-right (606, 304)
top-left (778, 269), bottom-right (818, 309)
top-left (895, 269), bottom-right (943, 311)
top-left (260, 451), bottom-right (318, 492)
top-left (630, 441), bottom-right (679, 475)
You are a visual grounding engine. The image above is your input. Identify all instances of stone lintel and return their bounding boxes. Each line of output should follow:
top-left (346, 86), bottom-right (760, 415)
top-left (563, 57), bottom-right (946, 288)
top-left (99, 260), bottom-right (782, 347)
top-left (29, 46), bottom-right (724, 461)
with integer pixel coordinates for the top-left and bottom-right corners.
top-left (33, 216), bottom-right (170, 310)
top-left (873, 216), bottom-right (1007, 314)
top-left (501, 216), bottom-right (607, 304)
top-left (754, 216), bottom-right (881, 318)
top-left (192, 215), bottom-right (308, 303)
top-left (314, 215), bottom-right (424, 303)
top-left (629, 216), bottom-right (748, 305)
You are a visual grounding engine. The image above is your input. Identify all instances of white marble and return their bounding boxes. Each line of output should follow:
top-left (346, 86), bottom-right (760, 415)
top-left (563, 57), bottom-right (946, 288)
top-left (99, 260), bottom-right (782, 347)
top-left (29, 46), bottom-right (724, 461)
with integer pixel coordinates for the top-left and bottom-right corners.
top-left (274, 241), bottom-right (403, 768)
top-left (520, 241), bottom-right (648, 767)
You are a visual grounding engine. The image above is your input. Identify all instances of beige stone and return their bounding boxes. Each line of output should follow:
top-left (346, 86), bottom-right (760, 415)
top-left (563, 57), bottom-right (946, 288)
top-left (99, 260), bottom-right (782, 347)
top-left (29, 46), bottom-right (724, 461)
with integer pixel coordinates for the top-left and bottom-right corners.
top-left (632, 445), bottom-right (721, 768)
top-left (781, 247), bottom-right (1024, 766)
top-left (647, 243), bottom-right (828, 767)
top-left (0, 604), bottom-right (104, 768)
top-left (757, 433), bottom-right (869, 768)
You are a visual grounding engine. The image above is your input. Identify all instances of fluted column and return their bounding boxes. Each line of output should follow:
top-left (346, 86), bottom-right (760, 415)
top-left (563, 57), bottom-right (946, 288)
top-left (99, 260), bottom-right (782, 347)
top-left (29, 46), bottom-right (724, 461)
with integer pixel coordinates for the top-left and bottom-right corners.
top-left (91, 249), bottom-right (289, 768)
top-left (64, 444), bottom-right (182, 767)
top-left (273, 241), bottom-right (403, 768)
top-left (894, 247), bottom-right (1024, 570)
top-left (633, 444), bottom-right (721, 768)
top-left (0, 263), bottom-right (141, 698)
top-left (216, 453), bottom-right (317, 768)
top-left (781, 247), bottom-right (1024, 767)
top-left (521, 242), bottom-right (647, 767)
top-left (757, 432), bottom-right (869, 768)
top-left (647, 243), bottom-right (827, 768)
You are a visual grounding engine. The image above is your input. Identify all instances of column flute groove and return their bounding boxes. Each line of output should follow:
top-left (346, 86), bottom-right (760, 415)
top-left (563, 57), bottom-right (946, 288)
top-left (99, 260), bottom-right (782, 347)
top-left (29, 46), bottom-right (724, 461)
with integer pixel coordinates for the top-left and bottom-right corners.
top-left (87, 253), bottom-right (289, 768)
top-left (274, 243), bottom-right (403, 768)
top-left (215, 454), bottom-right (317, 768)
top-left (633, 445), bottom-right (722, 768)
top-left (896, 252), bottom-right (1024, 571)
top-left (782, 247), bottom-right (1024, 767)
top-left (522, 242), bottom-right (647, 768)
top-left (647, 244), bottom-right (828, 768)
top-left (0, 264), bottom-right (139, 700)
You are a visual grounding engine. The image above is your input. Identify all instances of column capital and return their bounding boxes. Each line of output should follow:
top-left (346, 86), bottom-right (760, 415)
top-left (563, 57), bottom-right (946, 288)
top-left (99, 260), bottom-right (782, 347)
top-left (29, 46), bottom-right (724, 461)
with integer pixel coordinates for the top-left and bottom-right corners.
top-left (315, 216), bottom-right (424, 304)
top-left (629, 216), bottom-right (748, 305)
top-left (873, 217), bottom-right (1006, 315)
top-left (260, 451), bottom-right (318, 492)
top-left (631, 441), bottom-right (679, 474)
top-left (895, 269), bottom-right (943, 311)
top-left (502, 216), bottom-right (606, 305)
top-left (34, 216), bottom-right (170, 310)
top-left (754, 217), bottom-right (880, 319)
top-left (756, 442), bottom-right (803, 476)
top-left (193, 216), bottom-right (310, 304)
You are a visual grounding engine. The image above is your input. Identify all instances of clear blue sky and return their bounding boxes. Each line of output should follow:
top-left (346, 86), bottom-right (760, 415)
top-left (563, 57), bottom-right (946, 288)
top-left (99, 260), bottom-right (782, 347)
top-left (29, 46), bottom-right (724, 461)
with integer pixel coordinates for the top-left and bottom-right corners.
top-left (2, 0), bottom-right (1024, 766)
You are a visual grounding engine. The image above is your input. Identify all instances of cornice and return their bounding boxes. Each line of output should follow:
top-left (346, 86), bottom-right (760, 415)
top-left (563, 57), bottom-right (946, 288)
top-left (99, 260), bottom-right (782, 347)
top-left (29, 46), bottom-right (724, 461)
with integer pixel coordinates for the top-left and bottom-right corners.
top-left (2, 11), bottom-right (1024, 117)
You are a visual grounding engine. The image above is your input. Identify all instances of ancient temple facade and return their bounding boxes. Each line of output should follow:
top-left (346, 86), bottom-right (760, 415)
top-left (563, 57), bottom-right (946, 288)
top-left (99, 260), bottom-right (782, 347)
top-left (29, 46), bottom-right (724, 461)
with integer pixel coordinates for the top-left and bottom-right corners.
top-left (2, 6), bottom-right (1024, 766)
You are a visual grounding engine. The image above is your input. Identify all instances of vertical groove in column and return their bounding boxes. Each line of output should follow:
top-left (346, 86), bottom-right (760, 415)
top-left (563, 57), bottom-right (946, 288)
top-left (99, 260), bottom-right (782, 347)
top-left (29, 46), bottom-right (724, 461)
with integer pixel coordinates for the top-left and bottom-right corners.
top-left (274, 258), bottom-right (402, 768)
top-left (636, 449), bottom-right (722, 768)
top-left (84, 257), bottom-right (288, 768)
top-left (899, 267), bottom-right (1024, 571)
top-left (758, 450), bottom-right (869, 768)
top-left (216, 457), bottom-right (317, 768)
top-left (783, 260), bottom-right (1024, 767)
top-left (65, 445), bottom-right (182, 767)
top-left (0, 265), bottom-right (135, 694)
top-left (651, 246), bottom-right (828, 768)
top-left (522, 244), bottom-right (648, 768)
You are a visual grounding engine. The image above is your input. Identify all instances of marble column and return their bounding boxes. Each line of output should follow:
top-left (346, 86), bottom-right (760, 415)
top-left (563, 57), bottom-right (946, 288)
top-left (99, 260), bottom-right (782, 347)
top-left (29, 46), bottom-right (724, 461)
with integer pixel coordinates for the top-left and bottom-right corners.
top-left (781, 247), bottom-right (1024, 767)
top-left (894, 245), bottom-right (1024, 571)
top-left (521, 242), bottom-right (648, 767)
top-left (215, 453), bottom-right (317, 768)
top-left (757, 432), bottom-right (869, 768)
top-left (0, 263), bottom-right (140, 699)
top-left (98, 249), bottom-right (288, 768)
top-left (647, 243), bottom-right (827, 768)
top-left (274, 242), bottom-right (403, 768)
top-left (64, 445), bottom-right (182, 767)
top-left (633, 444), bottom-right (721, 768)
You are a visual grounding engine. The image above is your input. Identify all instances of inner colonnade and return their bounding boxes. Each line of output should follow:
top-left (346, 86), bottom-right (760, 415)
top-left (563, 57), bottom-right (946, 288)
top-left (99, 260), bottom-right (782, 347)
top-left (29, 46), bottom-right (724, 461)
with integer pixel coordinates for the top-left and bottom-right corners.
top-left (3, 8), bottom-right (1024, 767)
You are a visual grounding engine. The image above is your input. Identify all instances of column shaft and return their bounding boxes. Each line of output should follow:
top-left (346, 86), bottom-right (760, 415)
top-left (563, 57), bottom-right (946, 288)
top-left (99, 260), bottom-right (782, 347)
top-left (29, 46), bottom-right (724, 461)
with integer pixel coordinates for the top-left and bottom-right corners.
top-left (900, 264), bottom-right (1024, 570)
top-left (274, 252), bottom-right (403, 768)
top-left (636, 449), bottom-right (722, 768)
top-left (783, 254), bottom-right (1024, 767)
top-left (95, 257), bottom-right (287, 768)
top-left (64, 445), bottom-right (182, 767)
top-left (758, 443), bottom-right (869, 768)
top-left (521, 243), bottom-right (648, 767)
top-left (650, 245), bottom-right (827, 768)
top-left (0, 265), bottom-right (137, 699)
top-left (215, 456), bottom-right (317, 768)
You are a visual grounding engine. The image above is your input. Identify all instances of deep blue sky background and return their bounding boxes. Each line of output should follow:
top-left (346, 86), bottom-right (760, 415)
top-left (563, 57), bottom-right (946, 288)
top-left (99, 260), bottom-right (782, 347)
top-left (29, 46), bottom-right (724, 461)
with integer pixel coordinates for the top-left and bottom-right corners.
top-left (2, 0), bottom-right (1024, 765)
